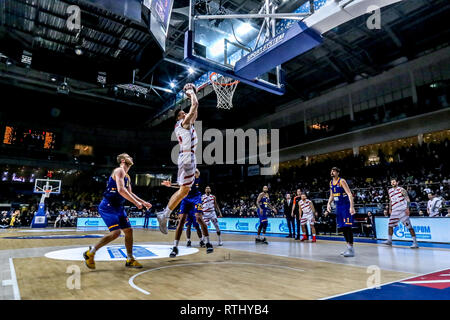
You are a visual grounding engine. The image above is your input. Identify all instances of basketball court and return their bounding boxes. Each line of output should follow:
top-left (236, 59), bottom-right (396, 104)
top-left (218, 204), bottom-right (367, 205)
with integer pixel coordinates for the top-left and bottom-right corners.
top-left (1, 227), bottom-right (450, 300)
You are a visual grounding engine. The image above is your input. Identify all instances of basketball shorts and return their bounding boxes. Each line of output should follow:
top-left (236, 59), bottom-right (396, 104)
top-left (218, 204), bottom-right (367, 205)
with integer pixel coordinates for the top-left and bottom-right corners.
top-left (257, 208), bottom-right (268, 223)
top-left (177, 153), bottom-right (196, 187)
top-left (180, 195), bottom-right (202, 223)
top-left (336, 203), bottom-right (353, 228)
top-left (389, 209), bottom-right (412, 228)
top-left (98, 199), bottom-right (131, 231)
top-left (300, 213), bottom-right (315, 226)
top-left (202, 211), bottom-right (218, 224)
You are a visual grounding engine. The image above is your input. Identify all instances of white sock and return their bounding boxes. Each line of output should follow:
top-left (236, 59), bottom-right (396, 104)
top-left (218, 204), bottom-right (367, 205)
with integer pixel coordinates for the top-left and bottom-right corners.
top-left (187, 237), bottom-right (191, 242)
top-left (388, 235), bottom-right (392, 242)
top-left (205, 236), bottom-right (210, 243)
top-left (90, 247), bottom-right (97, 254)
top-left (412, 236), bottom-right (417, 243)
top-left (347, 243), bottom-right (353, 249)
top-left (218, 234), bottom-right (221, 242)
top-left (164, 206), bottom-right (172, 217)
top-left (313, 234), bottom-right (316, 237)
top-left (127, 254), bottom-right (133, 260)
top-left (173, 240), bottom-right (179, 247)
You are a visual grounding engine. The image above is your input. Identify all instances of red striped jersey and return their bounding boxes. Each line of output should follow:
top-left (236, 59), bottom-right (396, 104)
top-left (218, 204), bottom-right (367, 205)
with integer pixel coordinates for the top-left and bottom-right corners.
top-left (388, 187), bottom-right (407, 210)
top-left (175, 120), bottom-right (198, 154)
top-left (299, 199), bottom-right (313, 215)
top-left (201, 194), bottom-right (216, 213)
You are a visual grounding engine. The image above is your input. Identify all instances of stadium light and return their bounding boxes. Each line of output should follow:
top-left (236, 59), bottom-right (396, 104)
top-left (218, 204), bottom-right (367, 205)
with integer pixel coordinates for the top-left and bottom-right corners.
top-left (169, 81), bottom-right (176, 88)
top-left (188, 67), bottom-right (195, 75)
top-left (236, 22), bottom-right (253, 36)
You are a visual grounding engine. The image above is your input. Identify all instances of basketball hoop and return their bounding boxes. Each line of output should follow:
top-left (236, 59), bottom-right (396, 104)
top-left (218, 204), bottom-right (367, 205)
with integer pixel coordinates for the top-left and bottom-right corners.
top-left (209, 72), bottom-right (239, 110)
top-left (44, 189), bottom-right (52, 198)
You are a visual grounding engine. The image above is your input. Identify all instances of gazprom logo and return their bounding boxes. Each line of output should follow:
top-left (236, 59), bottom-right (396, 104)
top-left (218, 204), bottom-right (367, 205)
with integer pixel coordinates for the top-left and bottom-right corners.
top-left (84, 220), bottom-right (99, 226)
top-left (151, 220), bottom-right (157, 226)
top-left (279, 221), bottom-right (289, 233)
top-left (235, 220), bottom-right (249, 231)
top-left (394, 223), bottom-right (431, 239)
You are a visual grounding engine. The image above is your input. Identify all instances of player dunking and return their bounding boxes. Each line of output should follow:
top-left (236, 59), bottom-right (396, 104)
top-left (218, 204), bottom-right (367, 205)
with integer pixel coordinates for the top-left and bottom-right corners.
top-left (256, 186), bottom-right (277, 244)
top-left (327, 167), bottom-right (356, 257)
top-left (161, 169), bottom-right (213, 257)
top-left (156, 83), bottom-right (199, 233)
top-left (83, 153), bottom-right (152, 269)
top-left (299, 193), bottom-right (317, 242)
top-left (202, 186), bottom-right (224, 246)
top-left (383, 178), bottom-right (419, 248)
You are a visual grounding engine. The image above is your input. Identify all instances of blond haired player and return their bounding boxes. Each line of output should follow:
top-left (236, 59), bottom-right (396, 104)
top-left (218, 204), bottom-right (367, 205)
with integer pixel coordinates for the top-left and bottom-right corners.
top-left (156, 83), bottom-right (199, 234)
top-left (84, 153), bottom-right (152, 269)
top-left (202, 186), bottom-right (223, 246)
top-left (299, 193), bottom-right (317, 242)
top-left (383, 178), bottom-right (419, 248)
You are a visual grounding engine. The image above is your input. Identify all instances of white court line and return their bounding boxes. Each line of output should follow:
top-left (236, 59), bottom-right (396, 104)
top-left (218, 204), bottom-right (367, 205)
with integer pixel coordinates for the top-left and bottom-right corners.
top-left (319, 267), bottom-right (450, 300)
top-left (402, 280), bottom-right (450, 284)
top-left (129, 261), bottom-right (305, 295)
top-left (1, 258), bottom-right (21, 300)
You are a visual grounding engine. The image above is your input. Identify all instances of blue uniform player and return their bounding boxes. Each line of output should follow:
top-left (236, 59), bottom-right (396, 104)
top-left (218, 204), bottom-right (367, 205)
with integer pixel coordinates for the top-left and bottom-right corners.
top-left (256, 186), bottom-right (277, 244)
top-left (161, 169), bottom-right (213, 257)
top-left (327, 167), bottom-right (356, 257)
top-left (83, 153), bottom-right (152, 269)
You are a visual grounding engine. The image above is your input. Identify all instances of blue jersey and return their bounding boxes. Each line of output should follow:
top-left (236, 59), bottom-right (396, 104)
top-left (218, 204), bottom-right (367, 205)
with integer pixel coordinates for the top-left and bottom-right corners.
top-left (259, 194), bottom-right (270, 211)
top-left (103, 174), bottom-right (130, 207)
top-left (185, 177), bottom-right (201, 199)
top-left (330, 178), bottom-right (350, 206)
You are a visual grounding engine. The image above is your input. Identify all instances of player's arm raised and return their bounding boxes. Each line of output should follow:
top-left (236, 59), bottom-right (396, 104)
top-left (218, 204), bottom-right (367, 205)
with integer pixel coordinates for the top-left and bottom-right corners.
top-left (114, 168), bottom-right (142, 209)
top-left (182, 83), bottom-right (199, 128)
top-left (340, 179), bottom-right (355, 215)
top-left (126, 182), bottom-right (152, 210)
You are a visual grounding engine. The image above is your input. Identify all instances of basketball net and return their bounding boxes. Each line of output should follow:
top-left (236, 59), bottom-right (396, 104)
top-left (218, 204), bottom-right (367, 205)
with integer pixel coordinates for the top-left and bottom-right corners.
top-left (209, 72), bottom-right (239, 110)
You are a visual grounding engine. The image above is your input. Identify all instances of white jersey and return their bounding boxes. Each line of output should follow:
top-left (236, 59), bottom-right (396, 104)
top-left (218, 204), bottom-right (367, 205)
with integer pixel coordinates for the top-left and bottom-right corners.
top-left (388, 187), bottom-right (407, 211)
top-left (175, 120), bottom-right (198, 155)
top-left (299, 200), bottom-right (313, 216)
top-left (202, 194), bottom-right (216, 217)
top-left (427, 197), bottom-right (442, 217)
top-left (175, 120), bottom-right (198, 187)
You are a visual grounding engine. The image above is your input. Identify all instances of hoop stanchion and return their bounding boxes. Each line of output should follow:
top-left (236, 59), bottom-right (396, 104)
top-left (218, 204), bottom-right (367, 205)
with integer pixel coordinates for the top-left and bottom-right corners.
top-left (209, 72), bottom-right (239, 110)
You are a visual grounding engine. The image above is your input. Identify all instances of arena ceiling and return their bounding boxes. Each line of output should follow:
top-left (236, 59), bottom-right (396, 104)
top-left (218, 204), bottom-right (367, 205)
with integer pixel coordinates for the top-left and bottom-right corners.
top-left (0, 0), bottom-right (448, 130)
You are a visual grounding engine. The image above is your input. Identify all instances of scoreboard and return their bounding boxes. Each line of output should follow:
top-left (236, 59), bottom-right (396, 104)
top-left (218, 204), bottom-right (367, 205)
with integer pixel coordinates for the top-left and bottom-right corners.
top-left (3, 126), bottom-right (57, 150)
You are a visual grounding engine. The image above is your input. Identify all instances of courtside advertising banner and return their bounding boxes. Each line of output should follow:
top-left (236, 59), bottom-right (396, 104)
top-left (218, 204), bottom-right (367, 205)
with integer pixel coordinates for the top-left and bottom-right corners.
top-left (375, 217), bottom-right (450, 244)
top-left (78, 217), bottom-right (308, 234)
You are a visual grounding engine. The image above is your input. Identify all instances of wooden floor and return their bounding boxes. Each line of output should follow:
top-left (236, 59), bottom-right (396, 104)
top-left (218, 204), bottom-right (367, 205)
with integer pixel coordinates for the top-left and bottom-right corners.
top-left (0, 228), bottom-right (415, 300)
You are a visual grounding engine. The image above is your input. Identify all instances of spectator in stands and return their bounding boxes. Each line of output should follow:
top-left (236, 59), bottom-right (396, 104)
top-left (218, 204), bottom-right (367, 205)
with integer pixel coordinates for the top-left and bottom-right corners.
top-left (317, 211), bottom-right (334, 235)
top-left (362, 211), bottom-right (374, 238)
top-left (446, 208), bottom-right (450, 217)
top-left (0, 211), bottom-right (10, 228)
top-left (427, 192), bottom-right (443, 217)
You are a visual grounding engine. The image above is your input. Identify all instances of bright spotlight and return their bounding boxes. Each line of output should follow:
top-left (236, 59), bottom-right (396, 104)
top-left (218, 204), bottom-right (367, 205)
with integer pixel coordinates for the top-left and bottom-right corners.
top-left (169, 82), bottom-right (176, 88)
top-left (188, 67), bottom-right (195, 75)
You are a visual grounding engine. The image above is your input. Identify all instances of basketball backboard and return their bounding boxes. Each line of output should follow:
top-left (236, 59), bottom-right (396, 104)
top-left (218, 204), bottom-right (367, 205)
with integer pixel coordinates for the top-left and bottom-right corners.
top-left (184, 0), bottom-right (324, 95)
top-left (34, 178), bottom-right (61, 197)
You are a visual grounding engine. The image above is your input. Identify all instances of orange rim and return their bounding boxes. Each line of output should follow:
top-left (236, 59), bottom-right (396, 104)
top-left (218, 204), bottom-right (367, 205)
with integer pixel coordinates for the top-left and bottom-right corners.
top-left (209, 72), bottom-right (239, 86)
